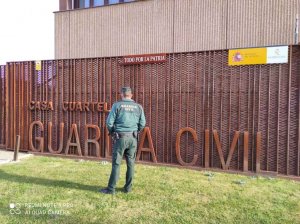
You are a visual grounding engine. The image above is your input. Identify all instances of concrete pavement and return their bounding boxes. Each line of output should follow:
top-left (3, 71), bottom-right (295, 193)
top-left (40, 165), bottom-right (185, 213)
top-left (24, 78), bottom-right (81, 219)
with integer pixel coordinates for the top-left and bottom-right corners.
top-left (0, 149), bottom-right (32, 164)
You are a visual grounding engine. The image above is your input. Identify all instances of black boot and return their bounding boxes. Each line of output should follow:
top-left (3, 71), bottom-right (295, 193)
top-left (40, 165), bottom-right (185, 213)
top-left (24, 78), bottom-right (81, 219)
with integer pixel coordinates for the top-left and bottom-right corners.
top-left (99, 188), bottom-right (114, 194)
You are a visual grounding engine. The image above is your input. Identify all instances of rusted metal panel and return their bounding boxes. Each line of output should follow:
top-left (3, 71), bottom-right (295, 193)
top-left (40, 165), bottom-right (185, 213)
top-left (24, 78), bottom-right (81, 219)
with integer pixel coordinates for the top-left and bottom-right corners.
top-left (0, 65), bottom-right (6, 147)
top-left (3, 46), bottom-right (300, 177)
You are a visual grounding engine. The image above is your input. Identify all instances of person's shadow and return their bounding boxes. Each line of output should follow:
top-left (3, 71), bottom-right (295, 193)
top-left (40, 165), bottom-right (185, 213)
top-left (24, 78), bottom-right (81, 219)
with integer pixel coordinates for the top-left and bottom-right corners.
top-left (0, 169), bottom-right (100, 192)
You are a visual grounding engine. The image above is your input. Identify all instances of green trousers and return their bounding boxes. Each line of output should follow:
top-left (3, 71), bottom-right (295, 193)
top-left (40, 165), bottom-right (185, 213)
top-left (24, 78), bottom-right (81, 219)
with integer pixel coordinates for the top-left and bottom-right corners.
top-left (107, 136), bottom-right (137, 193)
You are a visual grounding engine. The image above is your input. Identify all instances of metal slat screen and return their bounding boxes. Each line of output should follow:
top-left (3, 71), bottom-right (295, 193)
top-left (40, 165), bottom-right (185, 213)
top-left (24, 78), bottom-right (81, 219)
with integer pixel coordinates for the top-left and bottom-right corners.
top-left (4, 46), bottom-right (300, 176)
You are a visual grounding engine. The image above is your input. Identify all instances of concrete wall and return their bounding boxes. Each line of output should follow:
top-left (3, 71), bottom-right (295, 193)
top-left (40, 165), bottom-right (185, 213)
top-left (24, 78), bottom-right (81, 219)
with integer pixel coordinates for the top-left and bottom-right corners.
top-left (55, 0), bottom-right (300, 59)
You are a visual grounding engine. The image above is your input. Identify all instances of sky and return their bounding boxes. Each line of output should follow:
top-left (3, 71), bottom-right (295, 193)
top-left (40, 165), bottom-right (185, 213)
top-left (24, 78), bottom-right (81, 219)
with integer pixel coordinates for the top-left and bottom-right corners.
top-left (0, 1), bottom-right (59, 64)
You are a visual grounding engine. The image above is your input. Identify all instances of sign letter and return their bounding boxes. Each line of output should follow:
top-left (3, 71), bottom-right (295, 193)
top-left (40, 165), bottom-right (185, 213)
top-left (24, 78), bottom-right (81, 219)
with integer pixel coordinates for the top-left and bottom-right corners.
top-left (176, 127), bottom-right (198, 166)
top-left (136, 127), bottom-right (157, 163)
top-left (48, 122), bottom-right (64, 154)
top-left (29, 121), bottom-right (44, 152)
top-left (84, 124), bottom-right (100, 157)
top-left (65, 124), bottom-right (82, 156)
top-left (213, 130), bottom-right (240, 170)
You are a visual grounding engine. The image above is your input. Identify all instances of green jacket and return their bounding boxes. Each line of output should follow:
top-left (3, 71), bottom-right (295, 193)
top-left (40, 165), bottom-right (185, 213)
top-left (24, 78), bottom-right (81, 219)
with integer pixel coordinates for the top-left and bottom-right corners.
top-left (106, 99), bottom-right (146, 133)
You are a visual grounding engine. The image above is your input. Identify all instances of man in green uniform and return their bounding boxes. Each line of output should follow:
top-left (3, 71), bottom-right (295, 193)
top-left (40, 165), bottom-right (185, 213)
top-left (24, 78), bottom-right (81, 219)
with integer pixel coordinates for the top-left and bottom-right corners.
top-left (100, 87), bottom-right (146, 194)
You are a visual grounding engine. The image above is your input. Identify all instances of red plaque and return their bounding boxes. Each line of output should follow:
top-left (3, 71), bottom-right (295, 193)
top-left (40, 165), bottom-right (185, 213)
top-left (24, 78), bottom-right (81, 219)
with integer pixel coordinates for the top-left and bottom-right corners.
top-left (121, 53), bottom-right (167, 65)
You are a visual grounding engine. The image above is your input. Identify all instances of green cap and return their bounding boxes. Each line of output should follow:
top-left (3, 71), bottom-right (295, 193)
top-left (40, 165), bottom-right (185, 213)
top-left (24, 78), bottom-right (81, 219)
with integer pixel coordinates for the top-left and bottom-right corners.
top-left (121, 87), bottom-right (132, 94)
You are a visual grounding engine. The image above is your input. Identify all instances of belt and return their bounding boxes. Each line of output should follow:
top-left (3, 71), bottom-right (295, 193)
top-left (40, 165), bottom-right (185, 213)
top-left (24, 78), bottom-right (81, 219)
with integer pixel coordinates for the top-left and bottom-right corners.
top-left (117, 132), bottom-right (134, 138)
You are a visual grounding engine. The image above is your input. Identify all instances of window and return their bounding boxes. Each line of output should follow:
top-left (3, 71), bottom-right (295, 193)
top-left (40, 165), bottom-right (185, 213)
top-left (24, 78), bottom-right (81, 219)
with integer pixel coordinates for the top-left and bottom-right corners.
top-left (73, 0), bottom-right (136, 9)
top-left (94, 0), bottom-right (105, 6)
top-left (79, 0), bottom-right (90, 8)
top-left (109, 0), bottom-right (119, 4)
top-left (83, 0), bottom-right (90, 7)
top-left (74, 0), bottom-right (90, 8)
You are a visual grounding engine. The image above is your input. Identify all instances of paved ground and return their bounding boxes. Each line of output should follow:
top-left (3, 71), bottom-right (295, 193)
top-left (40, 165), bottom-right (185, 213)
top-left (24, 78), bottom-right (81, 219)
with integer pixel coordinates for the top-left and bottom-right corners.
top-left (0, 149), bottom-right (32, 164)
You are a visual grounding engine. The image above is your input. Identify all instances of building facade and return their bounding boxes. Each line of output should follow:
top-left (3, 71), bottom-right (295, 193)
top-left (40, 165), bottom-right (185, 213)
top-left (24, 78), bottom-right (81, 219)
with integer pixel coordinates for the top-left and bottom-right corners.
top-left (56, 0), bottom-right (300, 59)
top-left (0, 0), bottom-right (299, 177)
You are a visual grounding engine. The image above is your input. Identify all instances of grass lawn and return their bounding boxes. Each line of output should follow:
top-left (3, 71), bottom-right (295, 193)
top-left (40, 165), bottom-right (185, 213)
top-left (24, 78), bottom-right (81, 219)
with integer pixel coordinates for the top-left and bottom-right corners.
top-left (0, 156), bottom-right (299, 224)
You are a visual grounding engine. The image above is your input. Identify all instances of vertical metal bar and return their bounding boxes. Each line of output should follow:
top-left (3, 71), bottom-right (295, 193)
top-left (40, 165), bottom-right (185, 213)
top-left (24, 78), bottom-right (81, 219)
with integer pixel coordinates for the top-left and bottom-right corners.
top-left (102, 58), bottom-right (106, 150)
top-left (247, 66), bottom-right (251, 171)
top-left (50, 61), bottom-right (53, 139)
top-left (45, 61), bottom-right (48, 153)
top-left (56, 60), bottom-right (59, 154)
top-left (0, 66), bottom-right (3, 146)
top-left (202, 52), bottom-right (206, 165)
top-left (205, 129), bottom-right (209, 168)
top-left (243, 131), bottom-right (249, 172)
top-left (170, 54), bottom-right (175, 163)
top-left (256, 132), bottom-right (261, 172)
top-left (194, 53), bottom-right (198, 165)
top-left (165, 55), bottom-right (171, 163)
top-left (186, 55), bottom-right (190, 163)
top-left (5, 65), bottom-right (9, 149)
top-left (211, 52), bottom-right (215, 165)
top-left (29, 62), bottom-right (33, 151)
top-left (13, 63), bottom-right (16, 150)
top-left (90, 59), bottom-right (94, 156)
top-left (110, 58), bottom-right (112, 114)
top-left (20, 63), bottom-right (23, 150)
top-left (101, 59), bottom-right (106, 157)
top-left (61, 60), bottom-right (65, 154)
top-left (9, 64), bottom-right (12, 149)
top-left (298, 48), bottom-right (300, 176)
top-left (43, 62), bottom-right (46, 152)
top-left (286, 46), bottom-right (292, 175)
top-left (149, 64), bottom-right (152, 139)
top-left (257, 66), bottom-right (261, 131)
top-left (26, 62), bottom-right (30, 150)
top-left (73, 59), bottom-right (76, 155)
top-left (0, 66), bottom-right (3, 145)
top-left (179, 54), bottom-right (182, 130)
top-left (41, 62), bottom-right (44, 151)
top-left (237, 66), bottom-right (241, 169)
top-left (219, 52), bottom-right (223, 167)
top-left (0, 66), bottom-right (6, 144)
top-left (257, 65), bottom-right (261, 171)
top-left (251, 67), bottom-right (256, 172)
top-left (266, 67), bottom-right (271, 171)
top-left (85, 59), bottom-right (88, 156)
top-left (18, 63), bottom-right (21, 149)
top-left (207, 51), bottom-right (210, 130)
top-left (116, 58), bottom-right (119, 102)
top-left (34, 62), bottom-right (37, 151)
top-left (207, 52), bottom-right (212, 166)
top-left (16, 63), bottom-right (20, 149)
top-left (142, 61), bottom-right (145, 161)
top-left (66, 60), bottom-right (70, 155)
top-left (277, 65), bottom-right (281, 172)
top-left (163, 57), bottom-right (168, 163)
top-left (228, 54), bottom-right (232, 164)
top-left (71, 59), bottom-right (74, 154)
top-left (155, 64), bottom-right (159, 157)
top-left (96, 59), bottom-right (101, 155)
